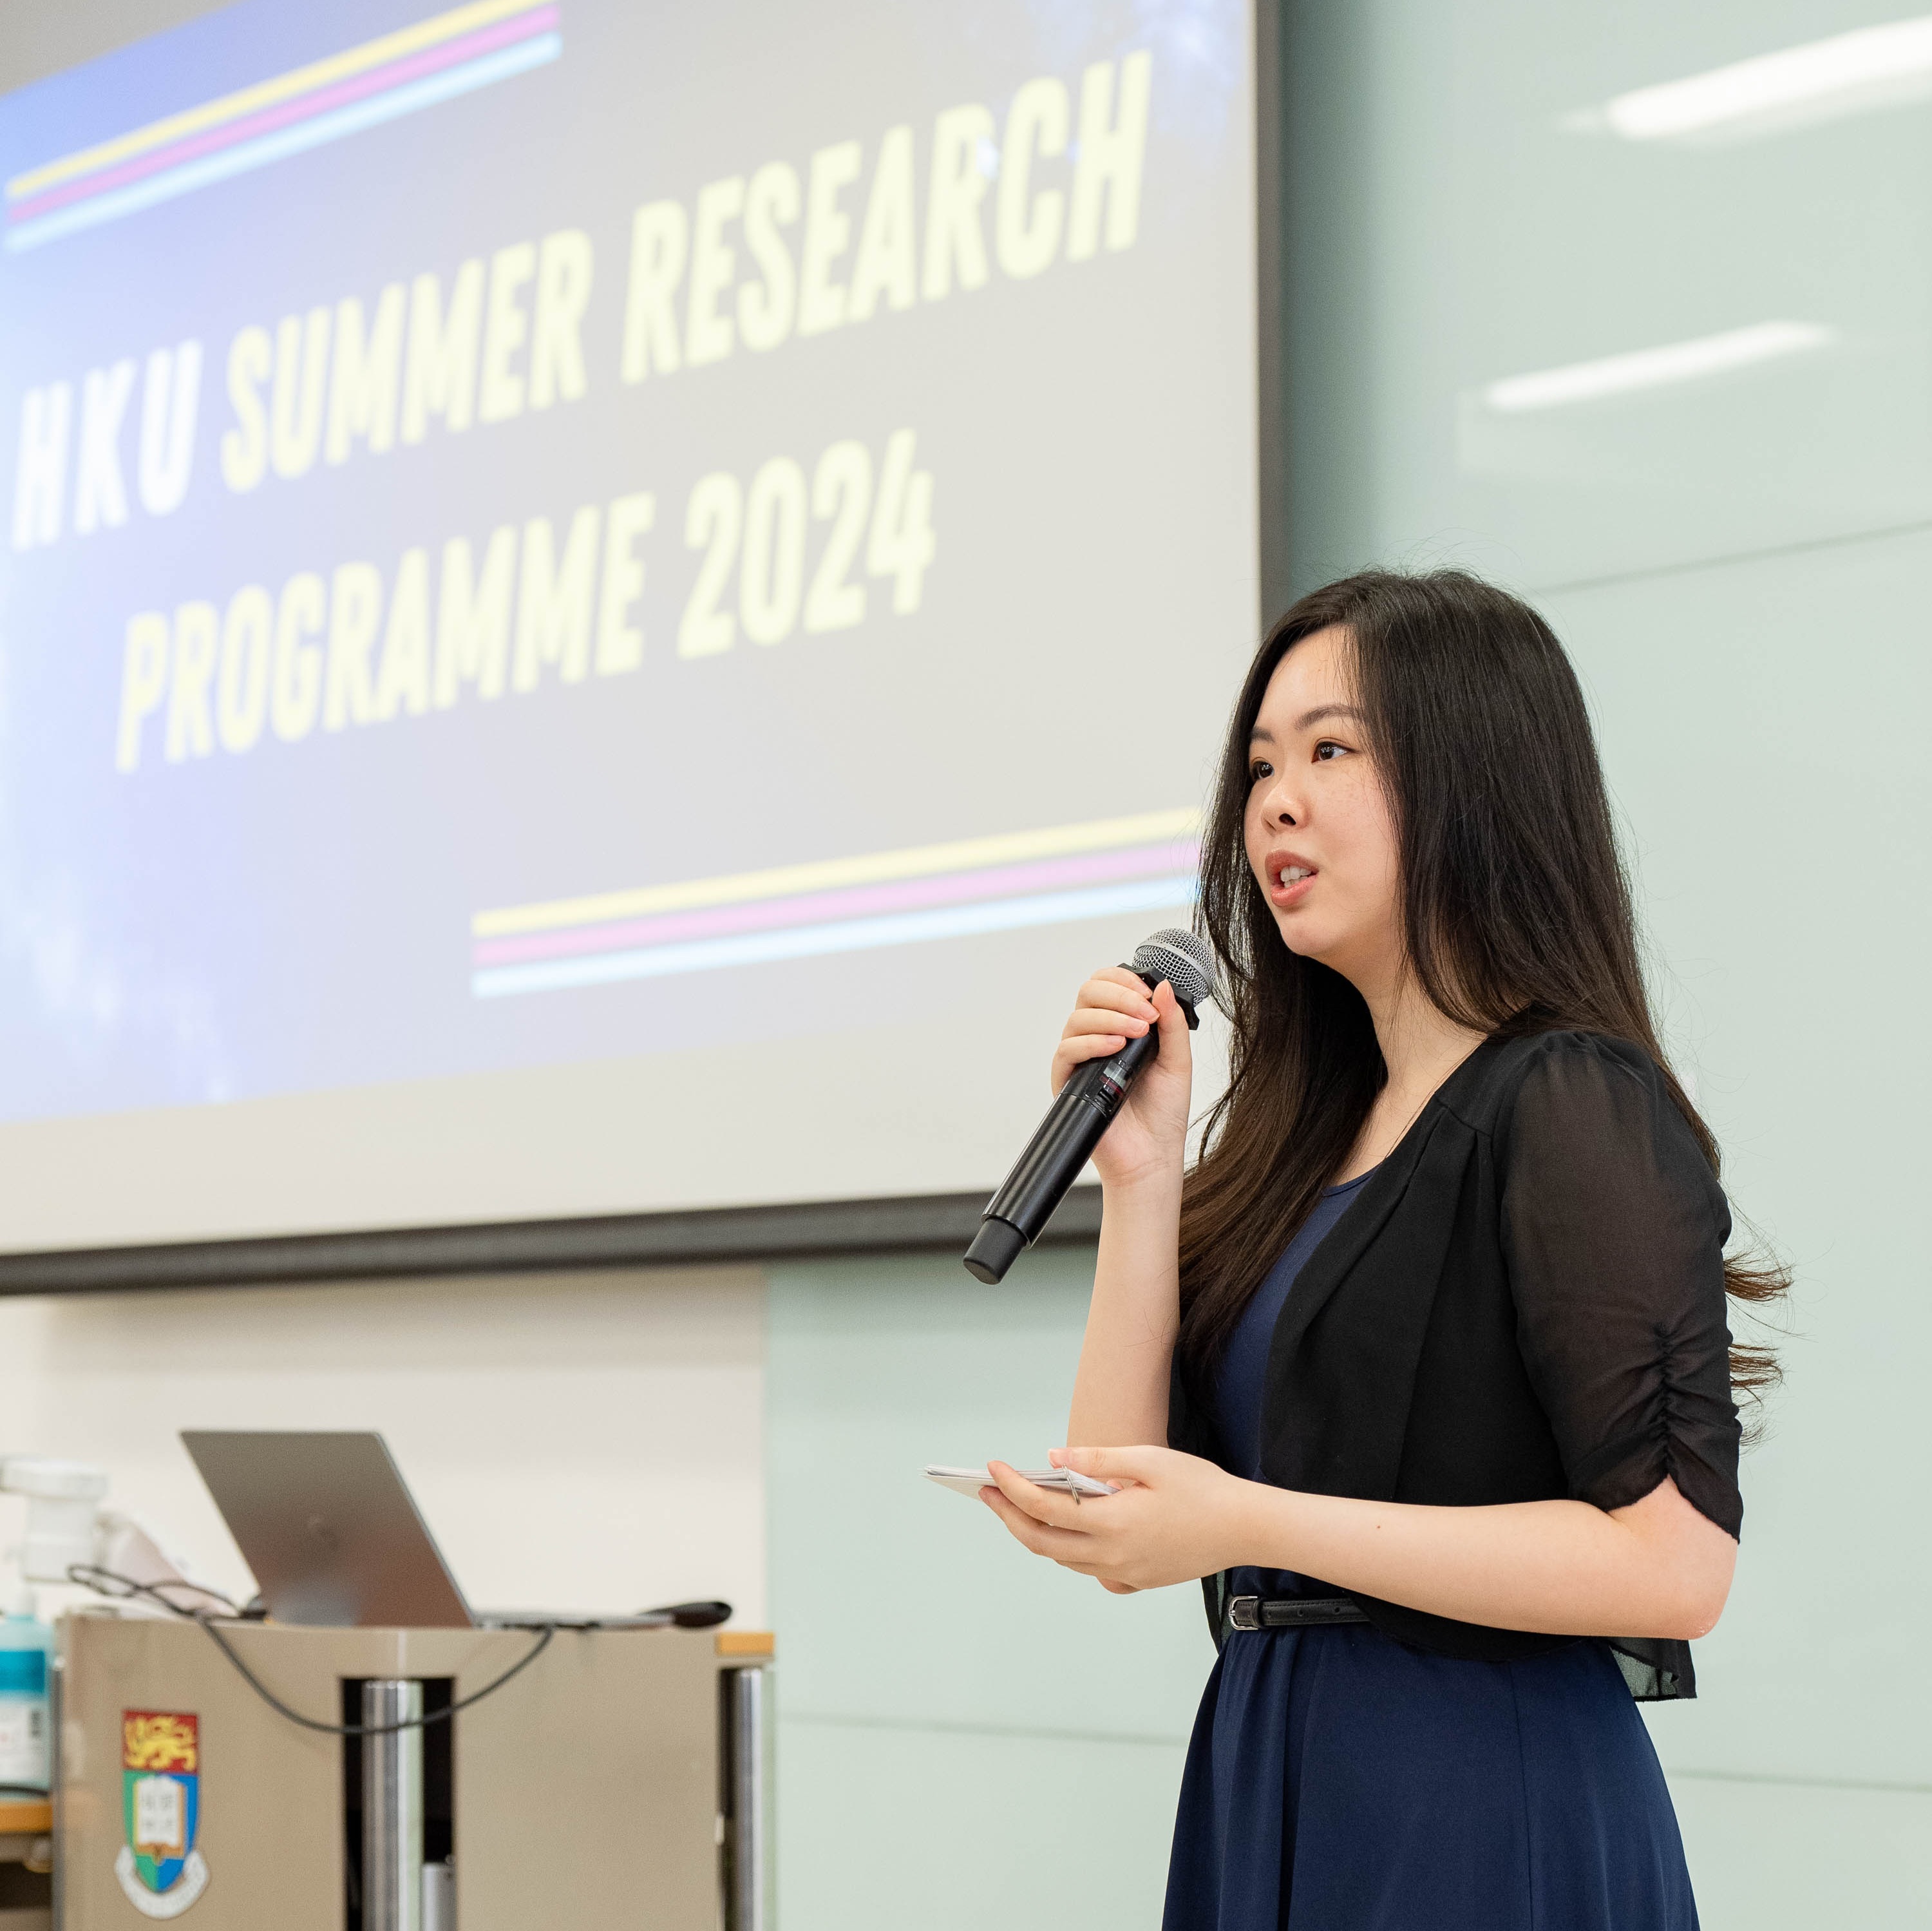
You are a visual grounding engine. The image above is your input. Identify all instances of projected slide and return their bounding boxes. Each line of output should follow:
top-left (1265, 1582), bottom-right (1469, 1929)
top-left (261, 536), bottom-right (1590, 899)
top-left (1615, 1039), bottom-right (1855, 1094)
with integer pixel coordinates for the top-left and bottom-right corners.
top-left (0, 0), bottom-right (1255, 1242)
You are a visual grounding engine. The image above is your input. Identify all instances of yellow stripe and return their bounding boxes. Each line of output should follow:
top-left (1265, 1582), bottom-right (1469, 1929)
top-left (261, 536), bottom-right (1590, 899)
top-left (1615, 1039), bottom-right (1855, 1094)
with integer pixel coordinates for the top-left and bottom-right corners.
top-left (8, 0), bottom-right (536, 200)
top-left (472, 808), bottom-right (1202, 939)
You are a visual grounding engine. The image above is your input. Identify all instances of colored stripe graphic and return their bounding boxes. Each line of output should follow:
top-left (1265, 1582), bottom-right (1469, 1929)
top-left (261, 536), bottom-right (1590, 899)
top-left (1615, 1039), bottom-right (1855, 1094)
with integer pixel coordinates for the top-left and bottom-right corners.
top-left (473, 807), bottom-right (1201, 938)
top-left (469, 808), bottom-right (1202, 1001)
top-left (472, 877), bottom-right (1200, 1000)
top-left (474, 841), bottom-right (1198, 967)
top-left (6, 0), bottom-right (560, 252)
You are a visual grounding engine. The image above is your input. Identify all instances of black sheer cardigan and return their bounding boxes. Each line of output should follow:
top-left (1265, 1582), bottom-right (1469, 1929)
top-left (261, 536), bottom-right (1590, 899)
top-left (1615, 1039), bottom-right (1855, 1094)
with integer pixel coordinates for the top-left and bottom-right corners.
top-left (1168, 1029), bottom-right (1743, 1701)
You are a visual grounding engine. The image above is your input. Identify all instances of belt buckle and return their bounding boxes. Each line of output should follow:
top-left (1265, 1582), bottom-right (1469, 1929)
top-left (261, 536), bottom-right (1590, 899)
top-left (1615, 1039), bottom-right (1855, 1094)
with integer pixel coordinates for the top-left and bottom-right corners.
top-left (1227, 1593), bottom-right (1260, 1632)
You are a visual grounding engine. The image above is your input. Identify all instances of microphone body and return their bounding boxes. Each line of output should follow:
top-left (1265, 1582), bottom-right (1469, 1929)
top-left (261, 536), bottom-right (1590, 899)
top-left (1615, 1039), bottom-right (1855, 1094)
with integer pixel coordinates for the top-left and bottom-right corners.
top-left (962, 929), bottom-right (1215, 1285)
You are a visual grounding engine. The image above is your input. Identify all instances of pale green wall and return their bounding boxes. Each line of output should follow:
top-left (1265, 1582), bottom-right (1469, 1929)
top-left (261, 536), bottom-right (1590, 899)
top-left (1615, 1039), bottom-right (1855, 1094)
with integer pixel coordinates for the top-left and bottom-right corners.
top-left (1281, 8), bottom-right (1931, 1918)
top-left (766, 1250), bottom-right (1198, 1931)
top-left (769, 3), bottom-right (1932, 1925)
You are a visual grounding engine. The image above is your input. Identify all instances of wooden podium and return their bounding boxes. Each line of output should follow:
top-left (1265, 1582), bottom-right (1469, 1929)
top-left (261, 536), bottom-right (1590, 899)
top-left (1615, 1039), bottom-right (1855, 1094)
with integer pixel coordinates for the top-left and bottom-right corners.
top-left (56, 1611), bottom-right (772, 1930)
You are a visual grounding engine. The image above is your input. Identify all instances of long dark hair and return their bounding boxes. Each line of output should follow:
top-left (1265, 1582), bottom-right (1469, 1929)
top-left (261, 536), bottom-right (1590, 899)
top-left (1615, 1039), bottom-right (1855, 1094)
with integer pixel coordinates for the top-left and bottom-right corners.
top-left (1178, 569), bottom-right (1786, 1416)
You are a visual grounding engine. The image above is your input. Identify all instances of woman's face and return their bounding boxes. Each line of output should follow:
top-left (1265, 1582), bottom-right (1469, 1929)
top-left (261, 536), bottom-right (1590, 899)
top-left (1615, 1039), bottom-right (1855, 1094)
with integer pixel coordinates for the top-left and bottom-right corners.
top-left (1242, 626), bottom-right (1404, 993)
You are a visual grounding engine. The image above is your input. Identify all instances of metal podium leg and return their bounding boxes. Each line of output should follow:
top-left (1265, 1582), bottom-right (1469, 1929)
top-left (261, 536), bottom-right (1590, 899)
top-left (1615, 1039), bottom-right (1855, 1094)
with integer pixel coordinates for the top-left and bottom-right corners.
top-left (421, 1857), bottom-right (455, 1931)
top-left (723, 1666), bottom-right (772, 1931)
top-left (362, 1680), bottom-right (424, 1931)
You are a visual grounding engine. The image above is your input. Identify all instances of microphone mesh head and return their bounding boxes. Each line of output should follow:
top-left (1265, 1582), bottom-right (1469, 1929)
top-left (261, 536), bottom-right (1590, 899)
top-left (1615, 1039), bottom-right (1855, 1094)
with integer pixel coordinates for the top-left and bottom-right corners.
top-left (1132, 927), bottom-right (1217, 1009)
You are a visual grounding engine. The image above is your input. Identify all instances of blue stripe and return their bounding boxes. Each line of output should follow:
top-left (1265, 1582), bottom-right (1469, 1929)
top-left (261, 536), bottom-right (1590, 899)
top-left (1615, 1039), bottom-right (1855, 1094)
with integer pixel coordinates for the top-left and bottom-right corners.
top-left (471, 875), bottom-right (1200, 1000)
top-left (6, 35), bottom-right (561, 253)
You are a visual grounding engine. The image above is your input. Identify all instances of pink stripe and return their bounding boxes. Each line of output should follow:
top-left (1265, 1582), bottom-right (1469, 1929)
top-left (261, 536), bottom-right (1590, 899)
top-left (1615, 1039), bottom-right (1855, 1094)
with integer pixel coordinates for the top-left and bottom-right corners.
top-left (9, 6), bottom-right (560, 224)
top-left (473, 841), bottom-right (1201, 967)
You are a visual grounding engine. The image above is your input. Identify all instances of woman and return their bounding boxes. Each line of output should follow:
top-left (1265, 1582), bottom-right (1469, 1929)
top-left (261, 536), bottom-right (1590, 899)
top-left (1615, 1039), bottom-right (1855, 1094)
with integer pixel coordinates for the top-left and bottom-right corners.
top-left (979, 570), bottom-right (1785, 1930)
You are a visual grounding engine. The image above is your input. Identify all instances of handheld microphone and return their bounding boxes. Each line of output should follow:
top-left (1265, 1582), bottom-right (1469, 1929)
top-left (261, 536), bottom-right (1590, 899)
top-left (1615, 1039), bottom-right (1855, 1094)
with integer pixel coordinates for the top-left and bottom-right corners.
top-left (962, 927), bottom-right (1217, 1284)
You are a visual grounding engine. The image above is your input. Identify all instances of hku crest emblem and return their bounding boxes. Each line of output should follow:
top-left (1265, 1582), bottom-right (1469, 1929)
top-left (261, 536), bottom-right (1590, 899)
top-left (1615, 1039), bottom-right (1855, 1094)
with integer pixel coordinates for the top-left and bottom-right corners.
top-left (115, 1710), bottom-right (210, 1917)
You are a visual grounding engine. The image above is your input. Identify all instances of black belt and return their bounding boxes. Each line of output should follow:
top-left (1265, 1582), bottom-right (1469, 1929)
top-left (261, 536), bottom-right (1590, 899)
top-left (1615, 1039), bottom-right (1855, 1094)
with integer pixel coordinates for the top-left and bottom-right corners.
top-left (1225, 1594), bottom-right (1370, 1632)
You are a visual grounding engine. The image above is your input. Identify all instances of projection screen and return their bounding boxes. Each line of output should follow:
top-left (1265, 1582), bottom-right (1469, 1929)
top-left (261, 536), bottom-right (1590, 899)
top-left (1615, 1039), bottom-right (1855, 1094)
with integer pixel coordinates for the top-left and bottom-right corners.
top-left (0, 0), bottom-right (1258, 1255)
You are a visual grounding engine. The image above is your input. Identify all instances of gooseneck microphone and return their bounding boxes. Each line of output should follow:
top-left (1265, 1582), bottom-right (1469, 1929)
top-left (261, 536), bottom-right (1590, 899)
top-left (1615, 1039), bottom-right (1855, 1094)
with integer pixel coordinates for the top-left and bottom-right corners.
top-left (962, 927), bottom-right (1217, 1283)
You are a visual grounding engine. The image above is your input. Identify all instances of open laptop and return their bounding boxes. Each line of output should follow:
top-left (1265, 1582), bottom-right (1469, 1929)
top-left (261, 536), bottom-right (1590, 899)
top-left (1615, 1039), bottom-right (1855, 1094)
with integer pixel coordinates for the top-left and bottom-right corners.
top-left (181, 1430), bottom-right (477, 1627)
top-left (182, 1429), bottom-right (730, 1631)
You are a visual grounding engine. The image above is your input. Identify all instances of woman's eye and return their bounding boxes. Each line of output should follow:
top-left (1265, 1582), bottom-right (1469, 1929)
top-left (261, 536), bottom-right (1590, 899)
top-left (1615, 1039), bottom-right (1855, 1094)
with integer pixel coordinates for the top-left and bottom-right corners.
top-left (1314, 740), bottom-right (1352, 763)
top-left (1248, 758), bottom-right (1274, 783)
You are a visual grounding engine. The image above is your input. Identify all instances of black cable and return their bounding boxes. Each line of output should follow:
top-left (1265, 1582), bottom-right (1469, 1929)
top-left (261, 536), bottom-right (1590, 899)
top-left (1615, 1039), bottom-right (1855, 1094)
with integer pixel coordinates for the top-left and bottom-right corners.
top-left (198, 1613), bottom-right (553, 1736)
top-left (68, 1566), bottom-right (241, 1617)
top-left (68, 1565), bottom-right (553, 1738)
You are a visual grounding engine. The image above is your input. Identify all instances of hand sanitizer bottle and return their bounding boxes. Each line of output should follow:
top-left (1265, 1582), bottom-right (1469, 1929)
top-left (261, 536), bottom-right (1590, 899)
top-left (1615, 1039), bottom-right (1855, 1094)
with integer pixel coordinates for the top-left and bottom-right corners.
top-left (0, 1569), bottom-right (52, 1794)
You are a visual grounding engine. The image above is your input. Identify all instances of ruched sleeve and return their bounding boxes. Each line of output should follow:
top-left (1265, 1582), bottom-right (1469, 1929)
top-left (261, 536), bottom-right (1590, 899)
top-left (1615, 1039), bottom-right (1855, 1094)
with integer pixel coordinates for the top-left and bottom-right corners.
top-left (1499, 1034), bottom-right (1742, 1538)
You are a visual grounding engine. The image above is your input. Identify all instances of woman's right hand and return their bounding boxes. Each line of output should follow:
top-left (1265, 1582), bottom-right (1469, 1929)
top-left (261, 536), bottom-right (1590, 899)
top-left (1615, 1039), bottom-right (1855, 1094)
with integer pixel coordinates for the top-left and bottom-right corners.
top-left (1050, 967), bottom-right (1194, 1189)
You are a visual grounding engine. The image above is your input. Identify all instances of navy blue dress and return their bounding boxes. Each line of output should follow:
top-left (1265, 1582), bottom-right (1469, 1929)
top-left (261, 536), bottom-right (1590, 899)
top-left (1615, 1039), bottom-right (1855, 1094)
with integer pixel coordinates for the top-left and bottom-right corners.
top-left (1162, 1172), bottom-right (1700, 1931)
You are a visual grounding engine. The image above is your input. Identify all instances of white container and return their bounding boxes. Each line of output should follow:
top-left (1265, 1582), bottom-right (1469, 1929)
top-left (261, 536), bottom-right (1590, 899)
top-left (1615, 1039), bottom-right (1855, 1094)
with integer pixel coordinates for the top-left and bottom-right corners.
top-left (0, 1457), bottom-right (108, 1584)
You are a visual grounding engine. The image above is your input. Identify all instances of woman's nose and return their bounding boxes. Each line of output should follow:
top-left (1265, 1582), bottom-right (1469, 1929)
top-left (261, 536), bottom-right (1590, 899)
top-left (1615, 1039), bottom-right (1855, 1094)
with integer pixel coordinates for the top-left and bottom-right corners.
top-left (1258, 776), bottom-right (1302, 829)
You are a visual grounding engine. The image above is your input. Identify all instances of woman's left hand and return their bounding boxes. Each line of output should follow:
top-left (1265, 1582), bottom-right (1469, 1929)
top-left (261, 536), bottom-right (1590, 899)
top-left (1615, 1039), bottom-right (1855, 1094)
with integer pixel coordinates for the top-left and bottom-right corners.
top-left (981, 1445), bottom-right (1257, 1593)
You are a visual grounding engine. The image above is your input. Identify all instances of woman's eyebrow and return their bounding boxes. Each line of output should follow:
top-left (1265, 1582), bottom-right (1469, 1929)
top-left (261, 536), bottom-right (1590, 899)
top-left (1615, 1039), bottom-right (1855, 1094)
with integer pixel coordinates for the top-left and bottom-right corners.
top-left (1294, 703), bottom-right (1365, 730)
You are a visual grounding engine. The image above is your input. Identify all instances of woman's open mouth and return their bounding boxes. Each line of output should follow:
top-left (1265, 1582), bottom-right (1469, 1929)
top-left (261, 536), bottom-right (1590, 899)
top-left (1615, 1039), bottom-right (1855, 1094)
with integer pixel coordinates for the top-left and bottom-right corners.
top-left (1265, 851), bottom-right (1318, 908)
